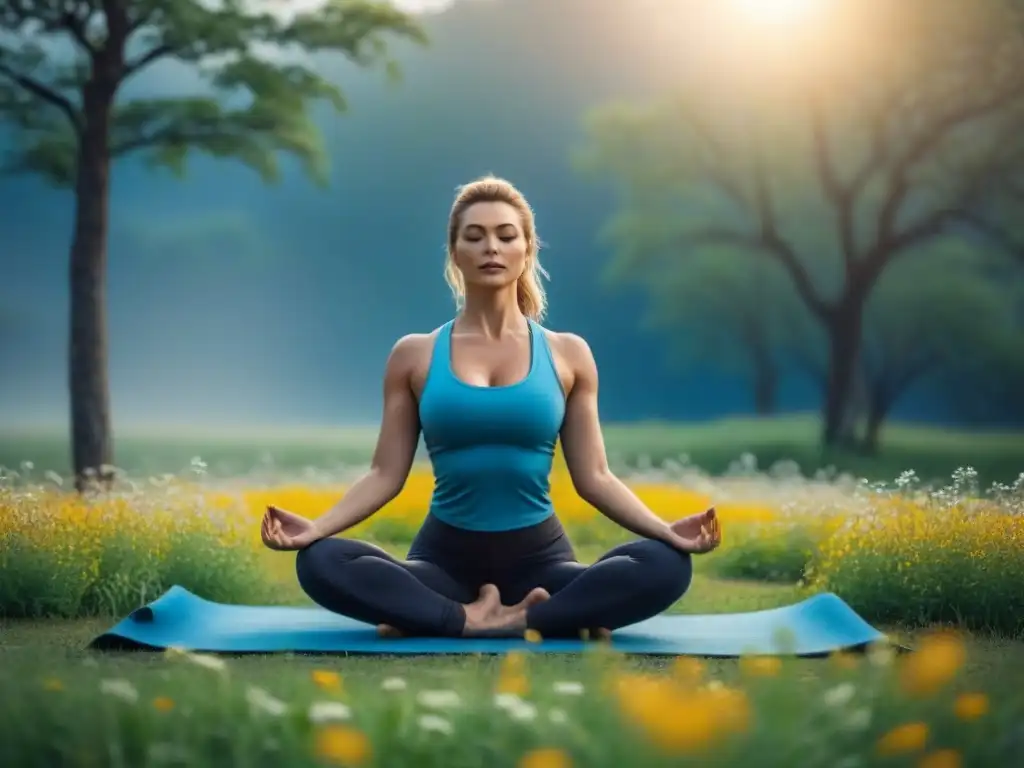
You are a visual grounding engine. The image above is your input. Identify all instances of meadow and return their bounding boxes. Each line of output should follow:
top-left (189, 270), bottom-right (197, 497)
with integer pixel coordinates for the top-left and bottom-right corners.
top-left (1, 420), bottom-right (1023, 767)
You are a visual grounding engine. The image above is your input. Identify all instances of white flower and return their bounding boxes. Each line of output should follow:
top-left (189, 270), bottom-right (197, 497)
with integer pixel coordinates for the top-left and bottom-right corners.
top-left (417, 689), bottom-right (462, 709)
top-left (548, 708), bottom-right (568, 724)
top-left (494, 692), bottom-right (536, 721)
top-left (823, 683), bottom-right (856, 708)
top-left (552, 681), bottom-right (584, 695)
top-left (843, 707), bottom-right (872, 731)
top-left (100, 678), bottom-right (138, 703)
top-left (417, 714), bottom-right (454, 735)
top-left (187, 653), bottom-right (227, 673)
top-left (381, 677), bottom-right (407, 691)
top-left (308, 701), bottom-right (352, 723)
top-left (246, 686), bottom-right (288, 717)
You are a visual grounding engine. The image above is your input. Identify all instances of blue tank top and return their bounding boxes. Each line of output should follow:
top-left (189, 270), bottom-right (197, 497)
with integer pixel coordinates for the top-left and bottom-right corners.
top-left (418, 318), bottom-right (567, 532)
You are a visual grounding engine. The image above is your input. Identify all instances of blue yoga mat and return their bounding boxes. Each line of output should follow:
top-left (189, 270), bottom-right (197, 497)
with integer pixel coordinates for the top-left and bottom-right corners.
top-left (88, 585), bottom-right (894, 657)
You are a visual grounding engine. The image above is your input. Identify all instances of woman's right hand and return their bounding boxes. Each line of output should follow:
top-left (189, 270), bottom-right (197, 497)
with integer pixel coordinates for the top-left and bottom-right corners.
top-left (261, 505), bottom-right (321, 551)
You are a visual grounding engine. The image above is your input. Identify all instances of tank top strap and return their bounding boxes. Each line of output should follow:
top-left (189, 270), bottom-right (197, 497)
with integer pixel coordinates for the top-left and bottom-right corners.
top-left (527, 319), bottom-right (561, 387)
top-left (427, 319), bottom-right (455, 384)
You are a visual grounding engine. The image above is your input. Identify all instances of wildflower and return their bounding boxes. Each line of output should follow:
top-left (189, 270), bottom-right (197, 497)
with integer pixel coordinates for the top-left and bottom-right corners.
top-left (100, 678), bottom-right (139, 704)
top-left (953, 693), bottom-right (988, 721)
top-left (843, 708), bottom-right (872, 731)
top-left (152, 696), bottom-right (175, 713)
top-left (495, 692), bottom-right (538, 721)
top-left (246, 686), bottom-right (288, 717)
top-left (497, 672), bottom-right (529, 696)
top-left (671, 657), bottom-right (704, 685)
top-left (548, 708), bottom-right (568, 725)
top-left (315, 725), bottom-right (371, 766)
top-left (876, 722), bottom-right (929, 756)
top-left (918, 749), bottom-right (962, 768)
top-left (312, 669), bottom-right (343, 692)
top-left (309, 701), bottom-right (352, 723)
top-left (381, 677), bottom-right (407, 691)
top-left (185, 652), bottom-right (228, 674)
top-left (524, 629), bottom-right (543, 643)
top-left (823, 683), bottom-right (856, 708)
top-left (519, 747), bottom-right (573, 768)
top-left (42, 677), bottom-right (63, 692)
top-left (417, 714), bottom-right (454, 735)
top-left (899, 631), bottom-right (965, 697)
top-left (739, 655), bottom-right (781, 677)
top-left (552, 681), bottom-right (584, 695)
top-left (417, 689), bottom-right (462, 709)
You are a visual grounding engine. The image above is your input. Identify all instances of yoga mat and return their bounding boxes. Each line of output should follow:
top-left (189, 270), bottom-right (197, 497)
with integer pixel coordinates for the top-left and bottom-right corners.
top-left (88, 586), bottom-right (896, 657)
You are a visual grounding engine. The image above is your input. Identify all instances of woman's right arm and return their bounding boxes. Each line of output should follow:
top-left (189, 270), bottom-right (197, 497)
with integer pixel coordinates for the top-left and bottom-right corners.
top-left (308, 335), bottom-right (425, 540)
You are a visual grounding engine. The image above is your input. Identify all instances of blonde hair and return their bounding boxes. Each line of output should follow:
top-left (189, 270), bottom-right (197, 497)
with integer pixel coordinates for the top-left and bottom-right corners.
top-left (444, 175), bottom-right (549, 322)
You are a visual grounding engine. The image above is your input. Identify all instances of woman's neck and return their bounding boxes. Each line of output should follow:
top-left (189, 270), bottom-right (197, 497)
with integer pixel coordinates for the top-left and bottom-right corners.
top-left (458, 287), bottom-right (525, 338)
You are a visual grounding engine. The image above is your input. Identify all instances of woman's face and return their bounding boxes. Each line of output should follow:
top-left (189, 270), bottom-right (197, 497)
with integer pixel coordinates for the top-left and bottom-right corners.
top-left (452, 201), bottom-right (528, 292)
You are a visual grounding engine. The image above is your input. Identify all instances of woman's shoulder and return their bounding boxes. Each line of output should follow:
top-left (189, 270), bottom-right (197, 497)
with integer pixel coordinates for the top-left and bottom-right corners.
top-left (540, 326), bottom-right (597, 370)
top-left (386, 326), bottom-right (445, 370)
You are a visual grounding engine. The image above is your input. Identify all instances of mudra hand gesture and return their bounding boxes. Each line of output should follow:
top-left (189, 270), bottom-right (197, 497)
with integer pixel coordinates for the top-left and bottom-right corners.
top-left (261, 505), bottom-right (320, 551)
top-left (664, 507), bottom-right (722, 554)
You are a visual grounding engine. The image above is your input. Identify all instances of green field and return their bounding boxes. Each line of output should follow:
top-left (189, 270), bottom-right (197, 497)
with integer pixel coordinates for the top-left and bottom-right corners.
top-left (3, 416), bottom-right (1022, 767)
top-left (3, 572), bottom-right (1022, 768)
top-left (4, 415), bottom-right (1024, 488)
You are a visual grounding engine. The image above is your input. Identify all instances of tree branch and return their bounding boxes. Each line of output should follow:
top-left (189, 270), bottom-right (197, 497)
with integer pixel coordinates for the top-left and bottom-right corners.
top-left (809, 92), bottom-right (858, 271)
top-left (677, 225), bottom-right (831, 322)
top-left (124, 45), bottom-right (175, 79)
top-left (874, 81), bottom-right (1024, 250)
top-left (956, 212), bottom-right (1024, 264)
top-left (0, 62), bottom-right (82, 134)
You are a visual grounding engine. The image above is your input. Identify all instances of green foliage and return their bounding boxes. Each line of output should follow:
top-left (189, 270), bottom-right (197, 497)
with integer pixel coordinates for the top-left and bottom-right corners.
top-left (704, 522), bottom-right (823, 584)
top-left (0, 527), bottom-right (274, 619)
top-left (0, 0), bottom-right (428, 186)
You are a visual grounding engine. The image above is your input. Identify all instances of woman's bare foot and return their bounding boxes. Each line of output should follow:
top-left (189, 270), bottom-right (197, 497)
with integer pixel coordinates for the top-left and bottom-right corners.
top-left (377, 624), bottom-right (404, 638)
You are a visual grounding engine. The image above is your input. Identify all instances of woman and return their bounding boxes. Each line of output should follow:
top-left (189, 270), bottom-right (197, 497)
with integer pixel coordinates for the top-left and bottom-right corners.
top-left (261, 175), bottom-right (722, 639)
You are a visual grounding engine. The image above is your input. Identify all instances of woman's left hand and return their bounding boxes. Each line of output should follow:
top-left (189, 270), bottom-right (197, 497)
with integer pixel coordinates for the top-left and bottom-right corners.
top-left (663, 507), bottom-right (722, 554)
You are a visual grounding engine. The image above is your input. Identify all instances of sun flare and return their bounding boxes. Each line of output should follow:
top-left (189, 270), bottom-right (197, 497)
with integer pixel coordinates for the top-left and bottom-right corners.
top-left (730, 0), bottom-right (825, 25)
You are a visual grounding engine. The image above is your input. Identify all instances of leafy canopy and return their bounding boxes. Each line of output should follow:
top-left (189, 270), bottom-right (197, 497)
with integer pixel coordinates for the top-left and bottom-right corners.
top-left (0, 0), bottom-right (427, 186)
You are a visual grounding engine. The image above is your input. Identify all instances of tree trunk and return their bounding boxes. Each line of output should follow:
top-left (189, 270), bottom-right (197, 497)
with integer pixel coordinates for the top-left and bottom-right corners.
top-left (69, 82), bottom-right (115, 492)
top-left (821, 303), bottom-right (865, 448)
top-left (751, 345), bottom-right (778, 416)
top-left (862, 401), bottom-right (886, 455)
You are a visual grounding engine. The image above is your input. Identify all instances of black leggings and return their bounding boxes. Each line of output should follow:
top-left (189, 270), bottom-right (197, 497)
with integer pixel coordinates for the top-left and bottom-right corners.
top-left (295, 513), bottom-right (693, 638)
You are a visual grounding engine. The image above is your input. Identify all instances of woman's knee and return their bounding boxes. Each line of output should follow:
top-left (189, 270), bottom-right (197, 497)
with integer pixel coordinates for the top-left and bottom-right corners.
top-left (634, 539), bottom-right (693, 600)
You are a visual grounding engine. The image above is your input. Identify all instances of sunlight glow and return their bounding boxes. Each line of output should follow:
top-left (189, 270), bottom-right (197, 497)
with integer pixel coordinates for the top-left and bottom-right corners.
top-left (729, 0), bottom-right (826, 26)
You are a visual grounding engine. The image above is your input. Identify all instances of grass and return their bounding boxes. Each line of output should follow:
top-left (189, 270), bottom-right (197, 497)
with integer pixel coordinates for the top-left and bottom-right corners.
top-left (4, 414), bottom-right (1024, 487)
top-left (2, 573), bottom-right (1022, 768)
top-left (2, 422), bottom-right (1022, 767)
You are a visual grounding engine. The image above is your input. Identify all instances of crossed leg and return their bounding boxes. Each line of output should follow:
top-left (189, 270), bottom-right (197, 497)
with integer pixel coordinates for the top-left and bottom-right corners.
top-left (295, 537), bottom-right (549, 637)
top-left (501, 538), bottom-right (694, 639)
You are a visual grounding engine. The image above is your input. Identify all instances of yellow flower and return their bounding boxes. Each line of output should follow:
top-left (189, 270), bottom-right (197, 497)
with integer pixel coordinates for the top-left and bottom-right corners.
top-left (519, 748), bottom-right (573, 768)
top-left (899, 631), bottom-right (966, 697)
top-left (614, 673), bottom-right (748, 753)
top-left (153, 696), bottom-right (175, 712)
top-left (918, 749), bottom-right (962, 768)
top-left (953, 692), bottom-right (989, 721)
top-left (312, 669), bottom-right (343, 693)
top-left (671, 657), bottom-right (704, 685)
top-left (739, 655), bottom-right (781, 678)
top-left (42, 677), bottom-right (63, 692)
top-left (524, 629), bottom-right (543, 643)
top-left (496, 673), bottom-right (529, 697)
top-left (876, 722), bottom-right (929, 756)
top-left (314, 725), bottom-right (370, 766)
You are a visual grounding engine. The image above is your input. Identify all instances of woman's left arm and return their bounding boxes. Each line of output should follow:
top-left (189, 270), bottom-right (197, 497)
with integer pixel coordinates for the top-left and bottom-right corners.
top-left (556, 333), bottom-right (677, 545)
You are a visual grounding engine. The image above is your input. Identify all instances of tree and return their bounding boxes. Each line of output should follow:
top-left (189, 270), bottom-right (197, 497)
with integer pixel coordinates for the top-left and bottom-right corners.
top-left (0, 0), bottom-right (427, 489)
top-left (601, 235), bottom-right (813, 415)
top-left (573, 0), bottom-right (1024, 447)
top-left (858, 248), bottom-right (1015, 452)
